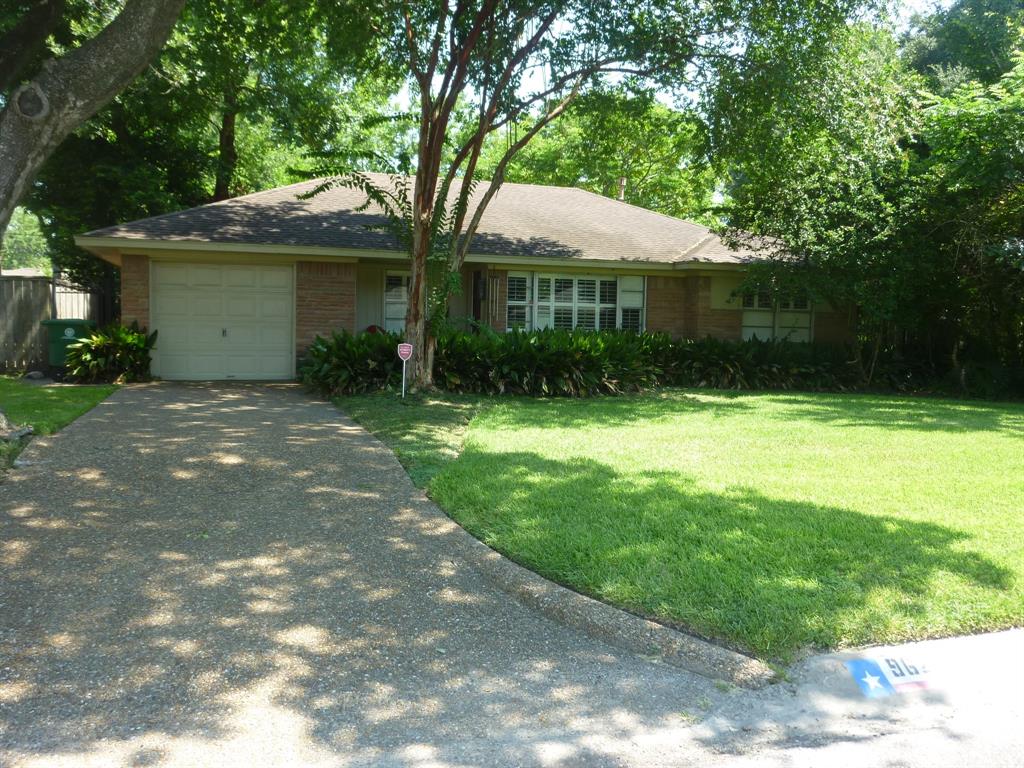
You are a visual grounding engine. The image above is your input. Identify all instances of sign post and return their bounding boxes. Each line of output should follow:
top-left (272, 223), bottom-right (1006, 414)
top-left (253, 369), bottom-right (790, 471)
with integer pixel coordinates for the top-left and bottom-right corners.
top-left (397, 343), bottom-right (413, 398)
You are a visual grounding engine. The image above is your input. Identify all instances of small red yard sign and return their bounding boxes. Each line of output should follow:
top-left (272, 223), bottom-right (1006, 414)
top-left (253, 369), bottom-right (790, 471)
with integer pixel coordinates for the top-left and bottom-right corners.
top-left (397, 343), bottom-right (413, 398)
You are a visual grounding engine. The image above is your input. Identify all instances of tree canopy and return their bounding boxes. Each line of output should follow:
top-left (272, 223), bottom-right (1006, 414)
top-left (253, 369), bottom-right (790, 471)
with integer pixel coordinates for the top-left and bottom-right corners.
top-left (477, 88), bottom-right (717, 222)
top-left (0, 0), bottom-right (186, 262)
top-left (312, 0), bottom-right (868, 386)
top-left (18, 0), bottom-right (393, 288)
top-left (717, 14), bottom-right (1024, 390)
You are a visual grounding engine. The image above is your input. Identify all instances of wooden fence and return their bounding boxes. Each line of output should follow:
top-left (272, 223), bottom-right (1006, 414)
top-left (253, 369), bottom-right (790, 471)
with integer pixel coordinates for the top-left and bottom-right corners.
top-left (0, 276), bottom-right (102, 372)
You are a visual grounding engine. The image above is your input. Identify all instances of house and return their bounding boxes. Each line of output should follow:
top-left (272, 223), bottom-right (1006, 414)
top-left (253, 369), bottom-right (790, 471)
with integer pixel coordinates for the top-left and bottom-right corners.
top-left (75, 174), bottom-right (853, 381)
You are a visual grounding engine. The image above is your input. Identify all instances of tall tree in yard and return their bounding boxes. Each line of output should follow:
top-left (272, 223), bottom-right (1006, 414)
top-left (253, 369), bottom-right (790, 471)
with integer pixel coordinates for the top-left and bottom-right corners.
top-left (22, 0), bottom-right (388, 289)
top-left (0, 0), bottom-right (186, 250)
top-left (317, 0), bottom-right (864, 388)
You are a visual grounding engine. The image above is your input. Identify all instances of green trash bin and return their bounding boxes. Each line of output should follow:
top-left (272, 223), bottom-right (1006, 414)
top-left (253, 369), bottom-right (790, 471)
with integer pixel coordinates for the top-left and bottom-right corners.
top-left (41, 318), bottom-right (97, 367)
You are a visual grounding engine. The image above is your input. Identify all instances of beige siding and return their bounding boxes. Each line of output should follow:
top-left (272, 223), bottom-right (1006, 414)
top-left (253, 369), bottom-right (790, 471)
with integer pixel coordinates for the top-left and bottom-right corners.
top-left (710, 273), bottom-right (744, 310)
top-left (356, 263), bottom-right (385, 332)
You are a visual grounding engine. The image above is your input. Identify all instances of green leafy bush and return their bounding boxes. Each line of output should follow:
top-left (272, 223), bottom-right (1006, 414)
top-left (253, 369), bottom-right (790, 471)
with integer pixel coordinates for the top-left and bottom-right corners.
top-left (300, 330), bottom-right (404, 395)
top-left (673, 337), bottom-right (861, 391)
top-left (66, 322), bottom-right (157, 383)
top-left (302, 328), bottom-right (866, 397)
top-left (435, 328), bottom-right (666, 396)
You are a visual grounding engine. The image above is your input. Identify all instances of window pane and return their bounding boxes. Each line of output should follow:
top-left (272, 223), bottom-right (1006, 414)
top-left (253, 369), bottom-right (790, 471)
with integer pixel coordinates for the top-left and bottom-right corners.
top-left (577, 279), bottom-right (596, 304)
top-left (792, 291), bottom-right (809, 310)
top-left (507, 305), bottom-right (528, 329)
top-left (536, 305), bottom-right (552, 328)
top-left (507, 275), bottom-right (528, 303)
top-left (576, 307), bottom-right (596, 330)
top-left (385, 274), bottom-right (408, 299)
top-left (553, 307), bottom-right (574, 329)
top-left (742, 293), bottom-right (755, 309)
top-left (537, 277), bottom-right (551, 302)
top-left (621, 307), bottom-right (642, 332)
top-left (600, 280), bottom-right (617, 305)
top-left (757, 289), bottom-right (771, 309)
top-left (619, 276), bottom-right (644, 308)
top-left (554, 278), bottom-right (574, 303)
top-left (599, 306), bottom-right (617, 330)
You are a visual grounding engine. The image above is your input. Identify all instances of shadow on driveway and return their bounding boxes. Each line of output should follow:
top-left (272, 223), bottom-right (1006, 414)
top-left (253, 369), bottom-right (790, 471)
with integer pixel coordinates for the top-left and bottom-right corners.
top-left (0, 383), bottom-right (723, 767)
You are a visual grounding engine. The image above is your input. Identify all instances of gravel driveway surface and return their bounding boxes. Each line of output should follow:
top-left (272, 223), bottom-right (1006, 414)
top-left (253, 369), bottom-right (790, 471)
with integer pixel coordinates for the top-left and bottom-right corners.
top-left (2, 383), bottom-right (1020, 768)
top-left (0, 383), bottom-right (726, 767)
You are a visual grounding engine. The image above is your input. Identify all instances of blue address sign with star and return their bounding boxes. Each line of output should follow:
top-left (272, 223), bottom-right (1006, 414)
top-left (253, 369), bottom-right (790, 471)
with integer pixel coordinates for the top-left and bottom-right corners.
top-left (845, 656), bottom-right (933, 698)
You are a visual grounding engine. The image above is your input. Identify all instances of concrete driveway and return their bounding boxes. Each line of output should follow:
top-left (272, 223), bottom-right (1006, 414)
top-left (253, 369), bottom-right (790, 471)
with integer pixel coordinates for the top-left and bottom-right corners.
top-left (1, 383), bottom-right (1021, 767)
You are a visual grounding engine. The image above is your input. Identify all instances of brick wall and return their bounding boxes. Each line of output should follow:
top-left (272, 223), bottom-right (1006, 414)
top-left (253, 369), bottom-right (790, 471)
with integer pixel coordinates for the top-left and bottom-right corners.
top-left (645, 275), bottom-right (686, 338)
top-left (120, 254), bottom-right (150, 328)
top-left (681, 276), bottom-right (741, 341)
top-left (295, 261), bottom-right (356, 354)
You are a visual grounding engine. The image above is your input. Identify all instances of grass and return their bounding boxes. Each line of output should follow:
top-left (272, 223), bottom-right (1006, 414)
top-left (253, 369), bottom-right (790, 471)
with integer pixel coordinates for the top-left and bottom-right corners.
top-left (334, 391), bottom-right (488, 487)
top-left (337, 389), bottom-right (1024, 662)
top-left (0, 376), bottom-right (117, 467)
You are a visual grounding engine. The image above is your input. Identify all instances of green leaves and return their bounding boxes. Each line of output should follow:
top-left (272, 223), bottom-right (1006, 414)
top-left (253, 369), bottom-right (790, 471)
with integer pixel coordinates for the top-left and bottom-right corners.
top-left (300, 330), bottom-right (405, 395)
top-left (65, 322), bottom-right (157, 383)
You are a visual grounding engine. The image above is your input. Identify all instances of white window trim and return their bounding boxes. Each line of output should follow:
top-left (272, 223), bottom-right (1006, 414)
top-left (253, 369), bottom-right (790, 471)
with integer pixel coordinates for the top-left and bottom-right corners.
top-left (504, 272), bottom-right (646, 332)
top-left (506, 272), bottom-right (531, 330)
top-left (383, 270), bottom-right (411, 333)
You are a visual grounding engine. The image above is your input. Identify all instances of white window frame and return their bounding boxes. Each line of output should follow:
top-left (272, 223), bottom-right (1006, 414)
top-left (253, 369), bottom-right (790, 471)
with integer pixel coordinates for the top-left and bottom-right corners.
top-left (740, 287), bottom-right (813, 341)
top-left (617, 275), bottom-right (645, 332)
top-left (383, 270), bottom-right (410, 333)
top-left (505, 272), bottom-right (645, 332)
top-left (506, 272), bottom-right (532, 330)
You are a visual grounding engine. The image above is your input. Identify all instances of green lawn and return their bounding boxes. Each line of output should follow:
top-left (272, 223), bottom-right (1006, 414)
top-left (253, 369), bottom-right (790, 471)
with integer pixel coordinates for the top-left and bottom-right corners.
top-left (338, 389), bottom-right (1024, 661)
top-left (0, 376), bottom-right (117, 466)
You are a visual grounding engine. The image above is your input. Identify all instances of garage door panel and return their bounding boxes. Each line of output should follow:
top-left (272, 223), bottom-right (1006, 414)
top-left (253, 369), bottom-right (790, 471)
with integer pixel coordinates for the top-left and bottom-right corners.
top-left (153, 263), bottom-right (189, 287)
top-left (151, 292), bottom-right (191, 319)
top-left (193, 295), bottom-right (225, 318)
top-left (151, 262), bottom-right (293, 380)
top-left (259, 268), bottom-right (292, 290)
top-left (153, 327), bottom-right (191, 353)
top-left (261, 326), bottom-right (292, 347)
top-left (155, 353), bottom-right (190, 377)
top-left (191, 325), bottom-right (226, 347)
top-left (224, 297), bottom-right (257, 320)
top-left (259, 297), bottom-right (291, 319)
top-left (223, 266), bottom-right (258, 288)
top-left (189, 265), bottom-right (223, 287)
top-left (187, 354), bottom-right (228, 378)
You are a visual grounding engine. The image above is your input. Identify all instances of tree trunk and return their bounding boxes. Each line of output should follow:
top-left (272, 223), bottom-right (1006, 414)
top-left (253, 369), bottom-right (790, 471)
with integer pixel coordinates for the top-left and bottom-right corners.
top-left (405, 216), bottom-right (433, 389)
top-left (0, 0), bottom-right (185, 240)
top-left (213, 95), bottom-right (238, 202)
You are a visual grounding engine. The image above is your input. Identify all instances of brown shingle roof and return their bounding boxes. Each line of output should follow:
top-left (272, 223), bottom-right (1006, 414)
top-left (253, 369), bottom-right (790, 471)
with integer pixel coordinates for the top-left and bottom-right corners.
top-left (81, 174), bottom-right (757, 265)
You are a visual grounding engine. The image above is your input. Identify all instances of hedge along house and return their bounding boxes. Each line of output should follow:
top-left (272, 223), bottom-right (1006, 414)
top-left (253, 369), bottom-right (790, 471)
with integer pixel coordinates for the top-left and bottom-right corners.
top-left (75, 174), bottom-right (853, 381)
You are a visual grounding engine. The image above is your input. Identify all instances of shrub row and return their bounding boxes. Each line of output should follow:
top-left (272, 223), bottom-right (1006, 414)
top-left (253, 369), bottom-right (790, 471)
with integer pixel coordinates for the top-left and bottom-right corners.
top-left (301, 328), bottom-right (866, 397)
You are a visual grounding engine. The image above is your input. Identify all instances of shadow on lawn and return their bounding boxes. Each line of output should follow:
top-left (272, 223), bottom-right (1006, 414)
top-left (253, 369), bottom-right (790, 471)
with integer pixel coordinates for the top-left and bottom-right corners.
top-left (475, 389), bottom-right (1024, 435)
top-left (478, 390), bottom-right (758, 430)
top-left (731, 391), bottom-right (1024, 434)
top-left (435, 448), bottom-right (1015, 659)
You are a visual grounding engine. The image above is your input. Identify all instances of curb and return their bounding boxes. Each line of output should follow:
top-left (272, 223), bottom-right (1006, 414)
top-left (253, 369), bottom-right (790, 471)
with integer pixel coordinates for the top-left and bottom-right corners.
top-left (438, 505), bottom-right (777, 689)
top-left (340, 406), bottom-right (778, 690)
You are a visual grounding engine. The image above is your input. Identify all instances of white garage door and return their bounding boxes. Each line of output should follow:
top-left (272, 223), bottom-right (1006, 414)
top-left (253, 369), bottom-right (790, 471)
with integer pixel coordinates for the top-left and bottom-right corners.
top-left (150, 262), bottom-right (294, 380)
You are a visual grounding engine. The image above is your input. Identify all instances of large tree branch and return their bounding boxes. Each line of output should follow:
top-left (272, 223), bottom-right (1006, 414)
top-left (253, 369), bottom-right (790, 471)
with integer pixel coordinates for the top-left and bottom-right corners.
top-left (0, 0), bottom-right (185, 240)
top-left (453, 78), bottom-right (585, 271)
top-left (0, 0), bottom-right (66, 93)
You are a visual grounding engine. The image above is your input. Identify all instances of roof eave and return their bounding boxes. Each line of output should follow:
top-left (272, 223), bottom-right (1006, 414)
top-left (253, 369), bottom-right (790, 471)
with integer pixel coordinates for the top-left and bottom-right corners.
top-left (74, 235), bottom-right (717, 271)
